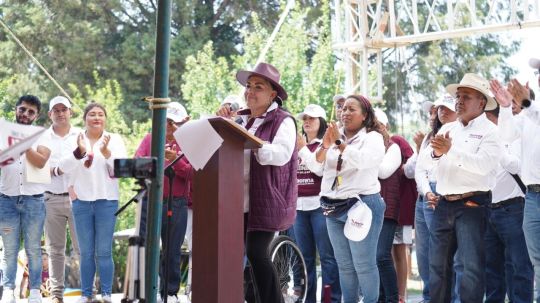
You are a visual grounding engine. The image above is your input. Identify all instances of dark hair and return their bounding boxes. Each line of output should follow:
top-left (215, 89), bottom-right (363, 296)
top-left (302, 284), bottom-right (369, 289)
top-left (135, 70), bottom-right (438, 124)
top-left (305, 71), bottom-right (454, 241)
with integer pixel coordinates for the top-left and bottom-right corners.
top-left (486, 104), bottom-right (500, 118)
top-left (83, 102), bottom-right (107, 120)
top-left (345, 95), bottom-right (378, 133)
top-left (16, 95), bottom-right (41, 113)
top-left (301, 117), bottom-right (328, 140)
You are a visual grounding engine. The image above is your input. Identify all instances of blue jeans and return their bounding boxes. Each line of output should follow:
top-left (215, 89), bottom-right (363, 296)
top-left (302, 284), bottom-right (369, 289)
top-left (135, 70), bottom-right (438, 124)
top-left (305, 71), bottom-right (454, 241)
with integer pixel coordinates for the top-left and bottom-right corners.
top-left (0, 193), bottom-right (45, 289)
top-left (414, 195), bottom-right (433, 302)
top-left (429, 193), bottom-right (491, 303)
top-left (293, 207), bottom-right (341, 303)
top-left (72, 199), bottom-right (118, 297)
top-left (377, 219), bottom-right (398, 302)
top-left (159, 197), bottom-right (188, 296)
top-left (523, 191), bottom-right (540, 302)
top-left (485, 198), bottom-right (533, 303)
top-left (326, 193), bottom-right (385, 303)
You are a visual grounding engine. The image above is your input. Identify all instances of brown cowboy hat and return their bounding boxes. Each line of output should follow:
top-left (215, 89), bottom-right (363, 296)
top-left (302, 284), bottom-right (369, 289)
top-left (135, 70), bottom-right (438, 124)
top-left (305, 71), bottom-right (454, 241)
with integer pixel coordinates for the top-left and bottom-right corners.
top-left (236, 62), bottom-right (288, 102)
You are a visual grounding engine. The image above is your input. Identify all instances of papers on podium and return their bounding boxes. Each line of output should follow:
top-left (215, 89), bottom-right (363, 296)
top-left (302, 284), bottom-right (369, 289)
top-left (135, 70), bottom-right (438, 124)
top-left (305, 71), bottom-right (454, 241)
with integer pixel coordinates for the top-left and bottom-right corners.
top-left (173, 117), bottom-right (223, 170)
top-left (0, 119), bottom-right (46, 167)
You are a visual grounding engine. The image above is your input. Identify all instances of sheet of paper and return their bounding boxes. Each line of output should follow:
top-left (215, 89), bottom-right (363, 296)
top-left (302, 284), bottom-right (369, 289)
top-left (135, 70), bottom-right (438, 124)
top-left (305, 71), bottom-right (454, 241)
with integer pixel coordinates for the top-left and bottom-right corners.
top-left (26, 161), bottom-right (51, 184)
top-left (0, 119), bottom-right (46, 165)
top-left (174, 118), bottom-right (224, 170)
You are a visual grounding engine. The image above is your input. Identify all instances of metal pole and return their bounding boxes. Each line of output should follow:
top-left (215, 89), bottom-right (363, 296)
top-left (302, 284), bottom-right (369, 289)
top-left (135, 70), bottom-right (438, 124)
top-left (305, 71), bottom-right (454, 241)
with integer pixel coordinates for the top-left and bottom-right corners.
top-left (146, 0), bottom-right (172, 302)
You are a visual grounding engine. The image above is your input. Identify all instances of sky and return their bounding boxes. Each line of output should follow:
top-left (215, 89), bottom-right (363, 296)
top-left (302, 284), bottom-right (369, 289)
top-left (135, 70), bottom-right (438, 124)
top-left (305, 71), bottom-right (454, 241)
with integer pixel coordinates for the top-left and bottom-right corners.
top-left (502, 27), bottom-right (540, 97)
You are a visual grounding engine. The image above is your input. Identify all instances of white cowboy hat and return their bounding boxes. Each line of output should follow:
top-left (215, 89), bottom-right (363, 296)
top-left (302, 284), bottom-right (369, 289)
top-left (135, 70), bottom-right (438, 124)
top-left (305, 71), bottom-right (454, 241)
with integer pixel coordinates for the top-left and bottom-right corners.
top-left (446, 73), bottom-right (497, 111)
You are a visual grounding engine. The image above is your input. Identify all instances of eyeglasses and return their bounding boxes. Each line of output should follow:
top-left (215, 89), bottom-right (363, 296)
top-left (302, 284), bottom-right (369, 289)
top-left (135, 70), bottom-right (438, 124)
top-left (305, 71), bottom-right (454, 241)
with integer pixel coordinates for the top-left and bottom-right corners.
top-left (535, 70), bottom-right (539, 76)
top-left (335, 104), bottom-right (344, 110)
top-left (17, 106), bottom-right (37, 116)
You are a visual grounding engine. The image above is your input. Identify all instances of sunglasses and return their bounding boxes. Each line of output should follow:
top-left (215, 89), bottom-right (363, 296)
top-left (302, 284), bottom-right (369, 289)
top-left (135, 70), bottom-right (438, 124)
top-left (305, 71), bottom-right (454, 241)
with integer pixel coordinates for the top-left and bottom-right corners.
top-left (17, 106), bottom-right (38, 116)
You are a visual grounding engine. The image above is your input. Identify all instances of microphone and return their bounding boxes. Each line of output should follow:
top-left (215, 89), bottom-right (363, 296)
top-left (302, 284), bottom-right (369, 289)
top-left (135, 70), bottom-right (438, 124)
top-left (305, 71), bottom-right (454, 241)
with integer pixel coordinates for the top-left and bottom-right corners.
top-left (229, 102), bottom-right (239, 112)
top-left (165, 153), bottom-right (185, 170)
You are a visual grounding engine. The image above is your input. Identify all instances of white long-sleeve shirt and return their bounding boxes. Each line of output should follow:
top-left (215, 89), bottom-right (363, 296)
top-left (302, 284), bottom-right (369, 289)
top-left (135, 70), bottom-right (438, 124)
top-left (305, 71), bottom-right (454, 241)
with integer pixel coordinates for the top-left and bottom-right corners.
top-left (378, 143), bottom-right (401, 180)
top-left (302, 128), bottom-right (385, 199)
top-left (414, 136), bottom-right (438, 196)
top-left (240, 102), bottom-right (296, 212)
top-left (43, 126), bottom-right (81, 194)
top-left (492, 138), bottom-right (524, 203)
top-left (498, 102), bottom-right (540, 185)
top-left (297, 138), bottom-right (324, 211)
top-left (0, 136), bottom-right (51, 196)
top-left (59, 131), bottom-right (127, 201)
top-left (433, 114), bottom-right (501, 195)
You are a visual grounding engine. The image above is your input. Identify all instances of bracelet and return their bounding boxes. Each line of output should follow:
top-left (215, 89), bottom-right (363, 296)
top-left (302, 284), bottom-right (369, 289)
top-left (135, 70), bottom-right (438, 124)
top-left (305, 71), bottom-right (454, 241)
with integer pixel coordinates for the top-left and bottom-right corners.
top-left (73, 147), bottom-right (87, 160)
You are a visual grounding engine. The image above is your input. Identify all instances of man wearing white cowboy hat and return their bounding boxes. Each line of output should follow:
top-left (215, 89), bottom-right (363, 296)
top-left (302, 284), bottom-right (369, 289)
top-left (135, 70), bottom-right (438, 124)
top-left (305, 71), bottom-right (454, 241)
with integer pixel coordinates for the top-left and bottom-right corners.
top-left (490, 58), bottom-right (540, 303)
top-left (428, 73), bottom-right (502, 303)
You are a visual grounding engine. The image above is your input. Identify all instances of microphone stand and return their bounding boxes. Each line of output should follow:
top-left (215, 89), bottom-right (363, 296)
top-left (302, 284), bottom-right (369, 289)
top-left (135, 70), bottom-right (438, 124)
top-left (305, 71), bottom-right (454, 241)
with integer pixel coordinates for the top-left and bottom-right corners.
top-left (162, 153), bottom-right (184, 303)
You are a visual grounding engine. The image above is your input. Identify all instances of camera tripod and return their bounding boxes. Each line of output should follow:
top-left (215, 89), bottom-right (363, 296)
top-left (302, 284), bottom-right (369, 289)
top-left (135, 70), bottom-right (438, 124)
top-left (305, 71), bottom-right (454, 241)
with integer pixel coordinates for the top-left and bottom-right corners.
top-left (119, 181), bottom-right (150, 303)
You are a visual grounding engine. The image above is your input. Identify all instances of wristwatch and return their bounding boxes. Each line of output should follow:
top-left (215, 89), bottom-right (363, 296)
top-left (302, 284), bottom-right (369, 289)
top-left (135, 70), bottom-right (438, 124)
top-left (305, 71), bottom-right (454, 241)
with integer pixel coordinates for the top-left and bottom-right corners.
top-left (522, 99), bottom-right (532, 108)
top-left (335, 139), bottom-right (342, 146)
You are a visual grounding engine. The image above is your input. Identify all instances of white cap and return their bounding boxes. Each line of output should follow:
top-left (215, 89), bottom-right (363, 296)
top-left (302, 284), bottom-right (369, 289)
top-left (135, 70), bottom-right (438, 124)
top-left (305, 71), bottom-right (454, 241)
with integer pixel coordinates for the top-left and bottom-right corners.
top-left (49, 96), bottom-right (71, 111)
top-left (433, 94), bottom-right (456, 112)
top-left (166, 102), bottom-right (188, 123)
top-left (297, 104), bottom-right (326, 120)
top-left (530, 58), bottom-right (540, 69)
top-left (421, 101), bottom-right (434, 113)
top-left (374, 108), bottom-right (388, 125)
top-left (344, 199), bottom-right (372, 242)
top-left (333, 95), bottom-right (345, 103)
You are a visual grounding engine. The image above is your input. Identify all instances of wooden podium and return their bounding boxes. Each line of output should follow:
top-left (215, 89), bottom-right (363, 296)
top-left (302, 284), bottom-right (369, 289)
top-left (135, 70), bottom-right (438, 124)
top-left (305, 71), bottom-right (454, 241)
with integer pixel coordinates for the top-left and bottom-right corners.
top-left (191, 117), bottom-right (263, 303)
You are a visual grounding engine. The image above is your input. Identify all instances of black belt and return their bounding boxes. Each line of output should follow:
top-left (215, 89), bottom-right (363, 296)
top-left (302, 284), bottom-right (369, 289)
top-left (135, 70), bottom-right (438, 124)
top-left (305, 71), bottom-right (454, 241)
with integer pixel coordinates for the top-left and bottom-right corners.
top-left (489, 196), bottom-right (524, 209)
top-left (443, 191), bottom-right (490, 202)
top-left (527, 184), bottom-right (540, 193)
top-left (45, 191), bottom-right (69, 196)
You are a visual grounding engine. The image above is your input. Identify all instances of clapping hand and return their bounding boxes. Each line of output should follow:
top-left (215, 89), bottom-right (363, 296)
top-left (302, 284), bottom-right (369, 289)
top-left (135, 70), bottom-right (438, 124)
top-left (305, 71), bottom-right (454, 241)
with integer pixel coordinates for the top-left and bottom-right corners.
top-left (431, 131), bottom-right (452, 157)
top-left (77, 133), bottom-right (87, 155)
top-left (296, 133), bottom-right (307, 151)
top-left (100, 134), bottom-right (111, 159)
top-left (489, 79), bottom-right (513, 108)
top-left (413, 131), bottom-right (425, 153)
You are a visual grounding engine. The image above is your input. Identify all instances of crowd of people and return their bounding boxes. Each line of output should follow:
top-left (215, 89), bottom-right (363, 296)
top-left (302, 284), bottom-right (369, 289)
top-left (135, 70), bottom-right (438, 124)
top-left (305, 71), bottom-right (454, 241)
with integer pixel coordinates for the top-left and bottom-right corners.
top-left (0, 57), bottom-right (539, 303)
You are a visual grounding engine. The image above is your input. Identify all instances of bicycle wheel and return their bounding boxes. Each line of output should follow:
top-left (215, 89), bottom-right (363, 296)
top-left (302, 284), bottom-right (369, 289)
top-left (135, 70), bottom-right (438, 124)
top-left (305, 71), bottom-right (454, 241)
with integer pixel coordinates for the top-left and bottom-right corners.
top-left (269, 235), bottom-right (307, 303)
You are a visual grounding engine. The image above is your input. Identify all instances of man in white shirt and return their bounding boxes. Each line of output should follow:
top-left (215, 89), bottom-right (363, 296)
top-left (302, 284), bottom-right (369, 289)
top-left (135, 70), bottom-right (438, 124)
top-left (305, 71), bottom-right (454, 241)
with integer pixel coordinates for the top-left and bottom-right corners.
top-left (42, 96), bottom-right (81, 303)
top-left (0, 95), bottom-right (51, 303)
top-left (429, 74), bottom-right (501, 303)
top-left (490, 57), bottom-right (540, 303)
top-left (484, 107), bottom-right (534, 303)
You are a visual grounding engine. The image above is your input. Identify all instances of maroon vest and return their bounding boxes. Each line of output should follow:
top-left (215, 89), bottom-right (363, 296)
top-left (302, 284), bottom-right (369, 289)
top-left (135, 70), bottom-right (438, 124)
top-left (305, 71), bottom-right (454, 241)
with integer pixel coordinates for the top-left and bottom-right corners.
top-left (391, 135), bottom-right (418, 226)
top-left (379, 142), bottom-right (402, 221)
top-left (297, 142), bottom-right (322, 197)
top-left (248, 108), bottom-right (298, 232)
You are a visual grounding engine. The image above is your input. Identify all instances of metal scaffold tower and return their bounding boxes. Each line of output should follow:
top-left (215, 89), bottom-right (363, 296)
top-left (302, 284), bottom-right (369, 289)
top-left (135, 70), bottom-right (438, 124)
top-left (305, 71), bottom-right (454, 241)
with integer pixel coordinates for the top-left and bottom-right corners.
top-left (333, 0), bottom-right (540, 101)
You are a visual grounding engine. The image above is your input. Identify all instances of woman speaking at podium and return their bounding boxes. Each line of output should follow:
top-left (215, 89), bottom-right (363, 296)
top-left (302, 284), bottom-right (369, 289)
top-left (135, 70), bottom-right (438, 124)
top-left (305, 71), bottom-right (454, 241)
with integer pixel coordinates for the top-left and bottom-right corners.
top-left (217, 62), bottom-right (298, 303)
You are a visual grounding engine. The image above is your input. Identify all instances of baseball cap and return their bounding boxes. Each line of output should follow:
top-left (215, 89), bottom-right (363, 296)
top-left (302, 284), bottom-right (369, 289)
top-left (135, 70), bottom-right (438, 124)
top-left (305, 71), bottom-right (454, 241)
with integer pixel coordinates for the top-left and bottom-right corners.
top-left (344, 199), bottom-right (372, 242)
top-left (166, 102), bottom-right (188, 123)
top-left (529, 58), bottom-right (540, 69)
top-left (421, 101), bottom-right (434, 113)
top-left (297, 104), bottom-right (327, 120)
top-left (49, 96), bottom-right (72, 111)
top-left (333, 95), bottom-right (345, 103)
top-left (433, 94), bottom-right (456, 112)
